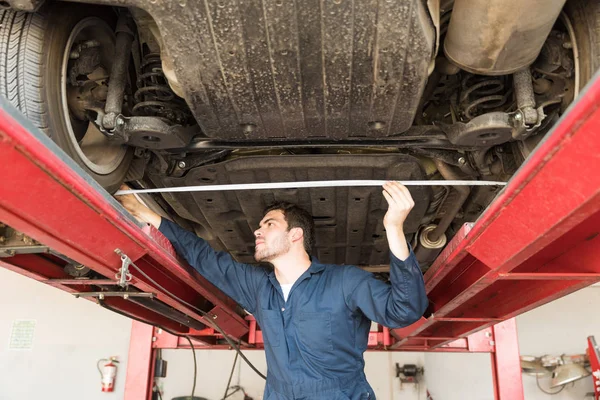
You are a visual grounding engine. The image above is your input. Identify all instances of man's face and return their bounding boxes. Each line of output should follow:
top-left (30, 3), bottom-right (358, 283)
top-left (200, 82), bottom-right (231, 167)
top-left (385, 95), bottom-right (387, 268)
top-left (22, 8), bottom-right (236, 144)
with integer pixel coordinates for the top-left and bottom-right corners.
top-left (254, 210), bottom-right (292, 262)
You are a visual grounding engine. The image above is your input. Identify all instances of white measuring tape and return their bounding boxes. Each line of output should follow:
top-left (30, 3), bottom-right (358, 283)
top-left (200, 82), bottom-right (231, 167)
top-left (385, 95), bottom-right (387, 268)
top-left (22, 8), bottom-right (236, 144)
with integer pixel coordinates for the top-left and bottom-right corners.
top-left (115, 180), bottom-right (506, 196)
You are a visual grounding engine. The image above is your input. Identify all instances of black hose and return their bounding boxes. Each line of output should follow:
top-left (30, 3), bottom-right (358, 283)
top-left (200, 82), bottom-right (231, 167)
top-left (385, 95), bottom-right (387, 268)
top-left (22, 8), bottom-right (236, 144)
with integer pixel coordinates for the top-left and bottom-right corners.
top-left (126, 260), bottom-right (267, 380)
top-left (222, 350), bottom-right (239, 400)
top-left (97, 301), bottom-right (203, 400)
top-left (185, 336), bottom-right (197, 399)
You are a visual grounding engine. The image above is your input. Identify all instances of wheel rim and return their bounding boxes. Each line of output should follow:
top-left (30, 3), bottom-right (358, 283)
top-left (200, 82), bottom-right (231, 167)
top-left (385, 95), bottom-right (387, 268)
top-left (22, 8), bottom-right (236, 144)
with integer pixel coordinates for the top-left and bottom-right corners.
top-left (60, 17), bottom-right (127, 175)
top-left (560, 11), bottom-right (580, 98)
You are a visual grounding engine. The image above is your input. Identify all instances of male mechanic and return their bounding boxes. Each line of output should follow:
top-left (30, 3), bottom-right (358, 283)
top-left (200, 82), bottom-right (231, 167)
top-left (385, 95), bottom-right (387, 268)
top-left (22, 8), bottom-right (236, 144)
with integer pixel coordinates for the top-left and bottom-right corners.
top-left (117, 181), bottom-right (428, 400)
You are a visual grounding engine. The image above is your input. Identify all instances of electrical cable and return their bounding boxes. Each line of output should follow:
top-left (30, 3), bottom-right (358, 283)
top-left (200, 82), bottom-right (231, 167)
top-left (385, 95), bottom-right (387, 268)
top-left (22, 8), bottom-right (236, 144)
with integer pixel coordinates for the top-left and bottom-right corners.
top-left (97, 300), bottom-right (204, 399)
top-left (535, 374), bottom-right (566, 395)
top-left (123, 258), bottom-right (267, 380)
top-left (185, 336), bottom-right (197, 400)
top-left (222, 350), bottom-right (239, 400)
top-left (154, 349), bottom-right (165, 400)
top-left (104, 301), bottom-right (256, 400)
top-left (154, 383), bottom-right (164, 400)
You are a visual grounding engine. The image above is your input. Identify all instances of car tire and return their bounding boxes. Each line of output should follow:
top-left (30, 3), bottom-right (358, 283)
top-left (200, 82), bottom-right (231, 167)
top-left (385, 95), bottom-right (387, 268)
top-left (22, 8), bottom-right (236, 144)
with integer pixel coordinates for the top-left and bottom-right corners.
top-left (0, 5), bottom-right (132, 193)
top-left (565, 0), bottom-right (600, 91)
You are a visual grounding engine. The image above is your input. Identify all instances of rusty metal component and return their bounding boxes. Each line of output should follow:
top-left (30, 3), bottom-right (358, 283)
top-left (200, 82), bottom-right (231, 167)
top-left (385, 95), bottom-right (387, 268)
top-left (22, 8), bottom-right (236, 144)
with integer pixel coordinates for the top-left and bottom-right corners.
top-left (459, 75), bottom-right (510, 120)
top-left (129, 8), bottom-right (185, 99)
top-left (185, 126), bottom-right (453, 150)
top-left (112, 116), bottom-right (197, 149)
top-left (513, 69), bottom-right (539, 126)
top-left (133, 53), bottom-right (191, 125)
top-left (444, 0), bottom-right (566, 75)
top-left (444, 112), bottom-right (514, 147)
top-left (103, 14), bottom-right (135, 130)
top-left (533, 78), bottom-right (553, 94)
top-left (64, 263), bottom-right (92, 277)
top-left (68, 40), bottom-right (103, 86)
top-left (429, 160), bottom-right (470, 241)
top-left (489, 147), bottom-right (518, 177)
top-left (511, 68), bottom-right (547, 139)
top-left (426, 186), bottom-right (450, 216)
top-left (414, 224), bottom-right (447, 266)
top-left (71, 0), bottom-right (435, 139)
top-left (415, 56), bottom-right (459, 125)
top-left (0, 225), bottom-right (47, 257)
top-left (67, 81), bottom-right (109, 121)
top-left (534, 31), bottom-right (575, 77)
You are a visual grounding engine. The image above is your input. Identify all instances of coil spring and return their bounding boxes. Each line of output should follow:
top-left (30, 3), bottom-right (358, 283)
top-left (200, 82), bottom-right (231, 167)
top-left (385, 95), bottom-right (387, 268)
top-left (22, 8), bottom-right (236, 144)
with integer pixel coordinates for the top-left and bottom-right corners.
top-left (459, 75), bottom-right (511, 120)
top-left (133, 53), bottom-right (191, 124)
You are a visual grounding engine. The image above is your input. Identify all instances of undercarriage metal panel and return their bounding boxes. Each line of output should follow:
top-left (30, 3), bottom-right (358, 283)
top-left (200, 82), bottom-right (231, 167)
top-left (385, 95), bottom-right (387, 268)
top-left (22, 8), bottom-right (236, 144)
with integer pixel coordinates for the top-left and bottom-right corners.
top-left (67, 0), bottom-right (435, 140)
top-left (154, 154), bottom-right (430, 265)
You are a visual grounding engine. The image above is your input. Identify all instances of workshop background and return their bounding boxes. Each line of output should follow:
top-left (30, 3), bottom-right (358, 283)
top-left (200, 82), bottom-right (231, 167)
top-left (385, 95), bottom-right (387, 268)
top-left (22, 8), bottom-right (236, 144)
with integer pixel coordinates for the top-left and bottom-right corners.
top-left (1, 266), bottom-right (598, 400)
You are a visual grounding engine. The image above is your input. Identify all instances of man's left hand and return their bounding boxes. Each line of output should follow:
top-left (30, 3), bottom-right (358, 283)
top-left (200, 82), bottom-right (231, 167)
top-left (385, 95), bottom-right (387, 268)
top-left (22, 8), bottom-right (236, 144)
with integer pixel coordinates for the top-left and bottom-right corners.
top-left (382, 182), bottom-right (415, 229)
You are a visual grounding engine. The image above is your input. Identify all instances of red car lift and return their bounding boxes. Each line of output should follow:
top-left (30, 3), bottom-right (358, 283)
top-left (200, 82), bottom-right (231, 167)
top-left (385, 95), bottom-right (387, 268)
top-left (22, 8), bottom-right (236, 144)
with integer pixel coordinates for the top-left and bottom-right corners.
top-left (126, 318), bottom-right (522, 400)
top-left (1, 69), bottom-right (600, 398)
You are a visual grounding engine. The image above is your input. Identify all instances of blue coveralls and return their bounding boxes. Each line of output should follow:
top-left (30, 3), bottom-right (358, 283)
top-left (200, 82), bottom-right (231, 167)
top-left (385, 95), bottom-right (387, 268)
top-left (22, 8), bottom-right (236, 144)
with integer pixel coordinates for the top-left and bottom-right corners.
top-left (159, 218), bottom-right (428, 400)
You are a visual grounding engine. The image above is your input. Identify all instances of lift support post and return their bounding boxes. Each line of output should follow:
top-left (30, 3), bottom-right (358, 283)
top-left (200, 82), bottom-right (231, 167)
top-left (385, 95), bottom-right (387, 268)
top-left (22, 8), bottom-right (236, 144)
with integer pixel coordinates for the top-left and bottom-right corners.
top-left (1, 68), bottom-right (600, 399)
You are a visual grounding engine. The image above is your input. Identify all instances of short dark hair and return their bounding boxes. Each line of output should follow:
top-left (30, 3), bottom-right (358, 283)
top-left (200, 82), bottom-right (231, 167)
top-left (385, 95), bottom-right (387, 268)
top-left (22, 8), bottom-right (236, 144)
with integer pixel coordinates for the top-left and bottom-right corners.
top-left (263, 202), bottom-right (315, 254)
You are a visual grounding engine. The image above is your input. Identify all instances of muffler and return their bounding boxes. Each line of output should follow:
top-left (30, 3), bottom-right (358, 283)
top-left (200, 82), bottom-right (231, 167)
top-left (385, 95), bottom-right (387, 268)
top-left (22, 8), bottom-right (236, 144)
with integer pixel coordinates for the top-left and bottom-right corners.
top-left (444, 0), bottom-right (566, 75)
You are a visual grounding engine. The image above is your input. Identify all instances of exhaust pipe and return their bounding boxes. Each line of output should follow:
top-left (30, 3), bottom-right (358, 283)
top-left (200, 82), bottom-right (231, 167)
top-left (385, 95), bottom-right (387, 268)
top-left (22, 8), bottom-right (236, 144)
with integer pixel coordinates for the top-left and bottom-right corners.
top-left (414, 224), bottom-right (447, 266)
top-left (444, 0), bottom-right (566, 75)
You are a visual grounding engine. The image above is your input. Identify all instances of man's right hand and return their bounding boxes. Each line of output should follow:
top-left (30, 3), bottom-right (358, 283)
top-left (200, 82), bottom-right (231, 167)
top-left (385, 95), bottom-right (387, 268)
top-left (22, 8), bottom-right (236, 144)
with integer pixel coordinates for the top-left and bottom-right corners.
top-left (115, 185), bottom-right (162, 228)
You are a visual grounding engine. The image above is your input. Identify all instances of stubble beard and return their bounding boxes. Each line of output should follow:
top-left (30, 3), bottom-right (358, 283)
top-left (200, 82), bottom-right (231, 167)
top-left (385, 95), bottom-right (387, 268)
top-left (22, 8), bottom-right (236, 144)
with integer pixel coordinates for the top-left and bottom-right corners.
top-left (254, 233), bottom-right (291, 262)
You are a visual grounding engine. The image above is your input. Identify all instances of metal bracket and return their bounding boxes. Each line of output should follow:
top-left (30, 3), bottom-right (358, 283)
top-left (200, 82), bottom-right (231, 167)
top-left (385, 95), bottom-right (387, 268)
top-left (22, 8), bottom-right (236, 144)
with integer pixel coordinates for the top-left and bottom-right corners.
top-left (114, 248), bottom-right (133, 288)
top-left (73, 292), bottom-right (154, 299)
top-left (0, 224), bottom-right (48, 257)
top-left (109, 115), bottom-right (198, 149)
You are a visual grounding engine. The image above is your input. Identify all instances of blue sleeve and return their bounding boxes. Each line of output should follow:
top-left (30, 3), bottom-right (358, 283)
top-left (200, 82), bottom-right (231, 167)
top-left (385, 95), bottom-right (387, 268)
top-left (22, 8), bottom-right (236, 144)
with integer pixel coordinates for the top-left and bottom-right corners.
top-left (342, 247), bottom-right (428, 328)
top-left (158, 218), bottom-right (266, 314)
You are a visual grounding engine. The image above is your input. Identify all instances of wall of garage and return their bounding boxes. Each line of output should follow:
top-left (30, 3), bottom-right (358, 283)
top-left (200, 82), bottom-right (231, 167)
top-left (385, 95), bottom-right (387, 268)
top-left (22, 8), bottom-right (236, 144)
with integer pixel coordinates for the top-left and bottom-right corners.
top-left (1, 263), bottom-right (598, 400)
top-left (0, 267), bottom-right (132, 400)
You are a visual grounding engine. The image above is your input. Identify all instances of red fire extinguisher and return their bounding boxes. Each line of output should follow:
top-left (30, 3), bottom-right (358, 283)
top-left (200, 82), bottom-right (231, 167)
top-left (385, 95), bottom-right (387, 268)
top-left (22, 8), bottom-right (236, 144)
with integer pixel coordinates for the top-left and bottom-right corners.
top-left (98, 357), bottom-right (119, 392)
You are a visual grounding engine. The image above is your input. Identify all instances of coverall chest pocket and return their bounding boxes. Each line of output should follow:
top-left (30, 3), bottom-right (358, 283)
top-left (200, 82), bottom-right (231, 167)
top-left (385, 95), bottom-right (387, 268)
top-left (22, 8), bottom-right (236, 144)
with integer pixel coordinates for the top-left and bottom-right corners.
top-left (294, 311), bottom-right (334, 352)
top-left (260, 309), bottom-right (282, 348)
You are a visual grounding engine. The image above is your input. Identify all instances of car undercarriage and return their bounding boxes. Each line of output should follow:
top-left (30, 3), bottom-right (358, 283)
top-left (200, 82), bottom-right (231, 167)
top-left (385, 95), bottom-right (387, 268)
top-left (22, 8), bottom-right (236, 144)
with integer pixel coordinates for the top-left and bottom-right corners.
top-left (0, 0), bottom-right (597, 272)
